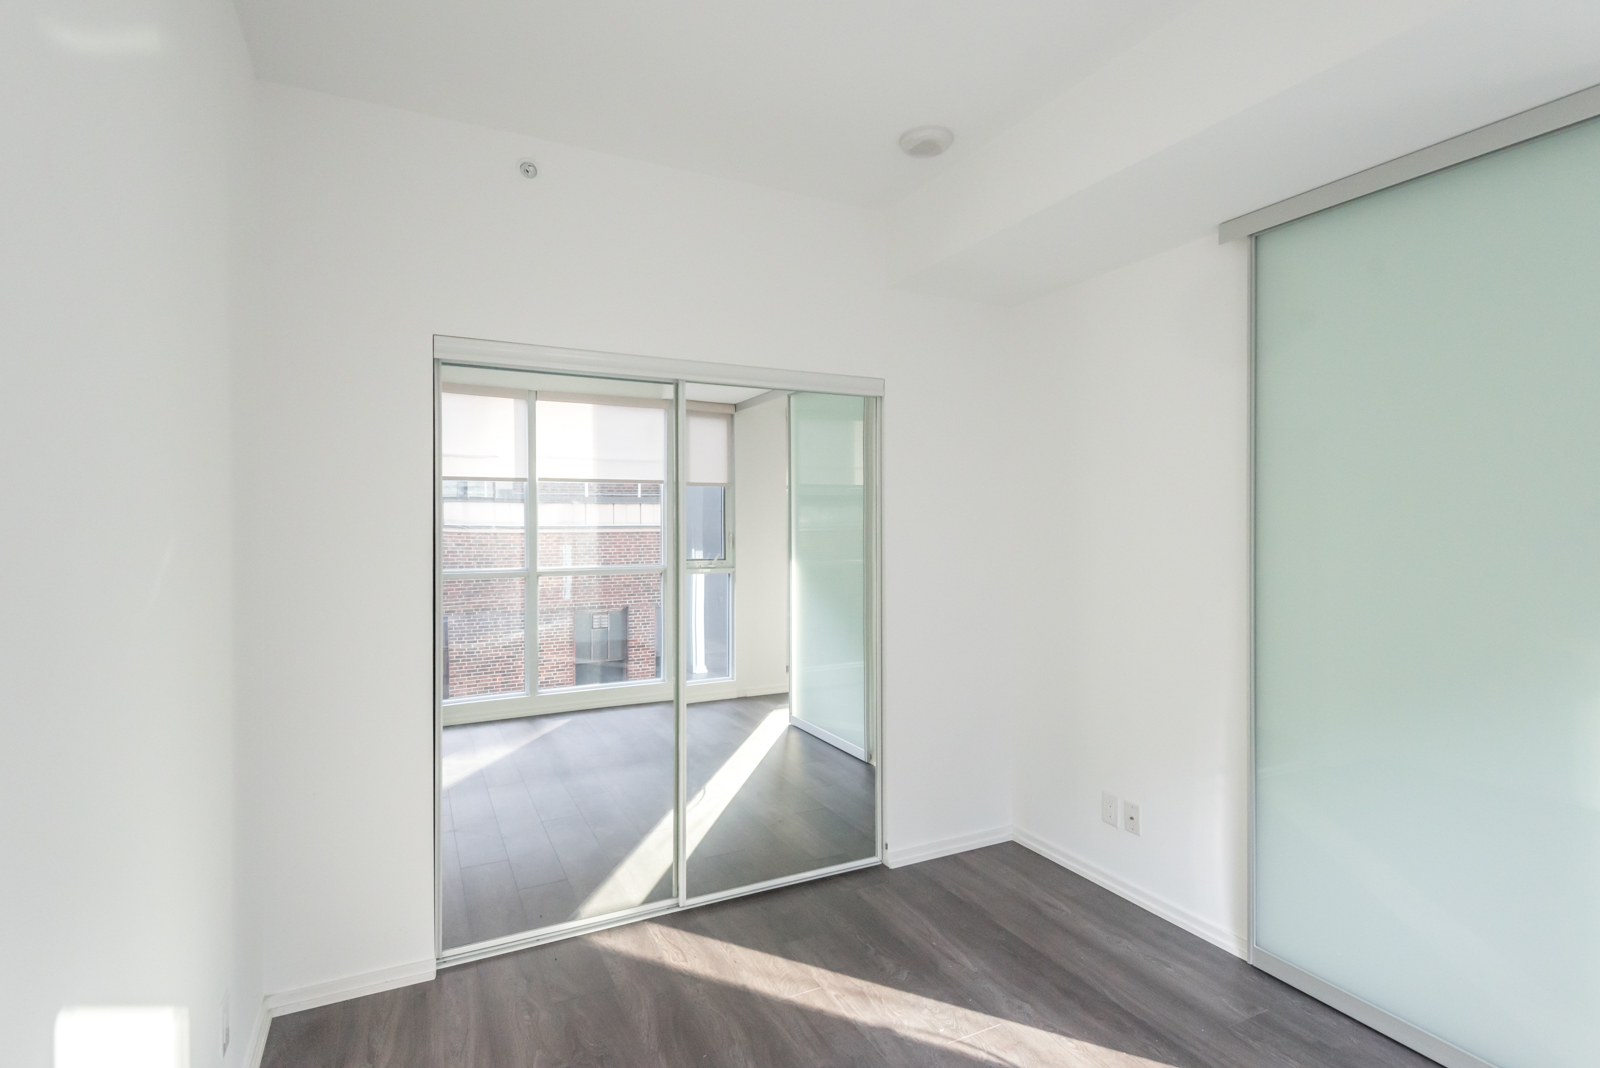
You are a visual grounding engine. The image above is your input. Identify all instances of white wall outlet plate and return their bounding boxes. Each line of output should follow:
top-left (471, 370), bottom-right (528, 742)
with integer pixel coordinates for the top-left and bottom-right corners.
top-left (1101, 791), bottom-right (1118, 827)
top-left (1124, 802), bottom-right (1141, 836)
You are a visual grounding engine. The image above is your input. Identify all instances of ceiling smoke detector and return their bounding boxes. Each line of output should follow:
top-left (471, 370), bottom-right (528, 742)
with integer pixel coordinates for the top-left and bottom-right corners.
top-left (898, 126), bottom-right (954, 158)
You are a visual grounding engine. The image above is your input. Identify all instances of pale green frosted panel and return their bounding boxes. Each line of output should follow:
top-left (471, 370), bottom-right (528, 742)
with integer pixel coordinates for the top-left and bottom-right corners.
top-left (1256, 117), bottom-right (1600, 1068)
top-left (790, 392), bottom-right (866, 753)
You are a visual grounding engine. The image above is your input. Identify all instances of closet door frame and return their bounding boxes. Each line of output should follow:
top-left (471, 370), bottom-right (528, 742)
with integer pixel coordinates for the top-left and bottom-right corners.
top-left (433, 336), bottom-right (885, 967)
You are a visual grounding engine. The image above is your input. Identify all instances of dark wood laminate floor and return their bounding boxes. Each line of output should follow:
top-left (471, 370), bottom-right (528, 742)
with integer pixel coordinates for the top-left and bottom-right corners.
top-left (443, 694), bottom-right (875, 949)
top-left (266, 842), bottom-right (1440, 1068)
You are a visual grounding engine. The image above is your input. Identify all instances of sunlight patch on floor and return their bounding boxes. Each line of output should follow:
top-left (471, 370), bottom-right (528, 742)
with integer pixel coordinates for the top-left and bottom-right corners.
top-left (686, 706), bottom-right (791, 852)
top-left (442, 718), bottom-right (568, 789)
top-left (593, 923), bottom-right (1178, 1067)
top-left (578, 707), bottom-right (790, 917)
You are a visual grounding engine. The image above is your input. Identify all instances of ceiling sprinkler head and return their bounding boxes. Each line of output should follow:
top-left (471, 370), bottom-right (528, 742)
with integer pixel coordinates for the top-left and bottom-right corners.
top-left (898, 126), bottom-right (954, 158)
top-left (518, 158), bottom-right (538, 178)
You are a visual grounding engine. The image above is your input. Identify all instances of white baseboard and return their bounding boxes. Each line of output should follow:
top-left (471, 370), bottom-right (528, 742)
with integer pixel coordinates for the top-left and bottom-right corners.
top-left (883, 825), bottom-right (1013, 868)
top-left (242, 999), bottom-right (272, 1068)
top-left (262, 957), bottom-right (437, 1018)
top-left (788, 714), bottom-right (868, 761)
top-left (1012, 826), bottom-right (1247, 958)
top-left (249, 958), bottom-right (437, 1066)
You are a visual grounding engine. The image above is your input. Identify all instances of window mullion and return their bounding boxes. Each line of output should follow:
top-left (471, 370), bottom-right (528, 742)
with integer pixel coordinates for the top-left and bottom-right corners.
top-left (525, 389), bottom-right (537, 698)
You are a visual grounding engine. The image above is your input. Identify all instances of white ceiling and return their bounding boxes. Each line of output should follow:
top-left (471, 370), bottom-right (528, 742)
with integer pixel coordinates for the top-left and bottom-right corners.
top-left (887, 0), bottom-right (1600, 302)
top-left (233, 0), bottom-right (1194, 206)
top-left (235, 0), bottom-right (1600, 302)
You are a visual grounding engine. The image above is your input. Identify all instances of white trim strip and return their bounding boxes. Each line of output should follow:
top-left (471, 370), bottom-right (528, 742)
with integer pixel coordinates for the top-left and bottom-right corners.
top-left (1219, 82), bottom-right (1600, 241)
top-left (440, 900), bottom-right (682, 967)
top-left (1012, 827), bottom-right (1248, 958)
top-left (882, 825), bottom-right (1014, 869)
top-left (681, 856), bottom-right (880, 909)
top-left (435, 336), bottom-right (885, 397)
top-left (262, 958), bottom-right (437, 1017)
top-left (788, 713), bottom-right (868, 762)
top-left (245, 999), bottom-right (272, 1068)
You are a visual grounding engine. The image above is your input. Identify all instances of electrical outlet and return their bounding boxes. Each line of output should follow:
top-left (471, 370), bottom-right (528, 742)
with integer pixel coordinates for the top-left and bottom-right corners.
top-left (1101, 791), bottom-right (1118, 827)
top-left (1124, 802), bottom-right (1141, 836)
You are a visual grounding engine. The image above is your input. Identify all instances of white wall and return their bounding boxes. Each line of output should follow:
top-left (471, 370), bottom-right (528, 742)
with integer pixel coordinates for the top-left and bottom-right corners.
top-left (238, 82), bottom-right (1015, 1003)
top-left (0, 5), bottom-right (1539, 1052)
top-left (0, 1), bottom-right (255, 1064)
top-left (1006, 236), bottom-right (1252, 954)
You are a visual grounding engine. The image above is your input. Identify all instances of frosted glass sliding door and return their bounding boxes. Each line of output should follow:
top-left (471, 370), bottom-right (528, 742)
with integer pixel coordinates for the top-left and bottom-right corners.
top-left (1255, 117), bottom-right (1600, 1068)
top-left (789, 393), bottom-right (868, 759)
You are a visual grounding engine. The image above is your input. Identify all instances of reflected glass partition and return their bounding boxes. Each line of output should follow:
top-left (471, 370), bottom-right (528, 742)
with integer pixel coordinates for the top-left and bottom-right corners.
top-left (685, 389), bottom-right (876, 899)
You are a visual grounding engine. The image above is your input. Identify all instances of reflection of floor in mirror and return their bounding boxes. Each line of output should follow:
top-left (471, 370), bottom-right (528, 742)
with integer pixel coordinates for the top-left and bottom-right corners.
top-left (441, 693), bottom-right (875, 950)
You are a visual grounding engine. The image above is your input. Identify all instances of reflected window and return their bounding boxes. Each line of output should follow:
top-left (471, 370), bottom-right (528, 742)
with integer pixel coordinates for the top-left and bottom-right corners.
top-left (686, 485), bottom-right (724, 561)
top-left (686, 406), bottom-right (734, 685)
top-left (534, 397), bottom-right (670, 694)
top-left (687, 572), bottom-right (732, 682)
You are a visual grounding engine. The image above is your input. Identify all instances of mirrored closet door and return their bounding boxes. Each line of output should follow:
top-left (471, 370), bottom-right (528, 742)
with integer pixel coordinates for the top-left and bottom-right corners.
top-left (437, 357), bottom-right (880, 960)
top-left (684, 389), bottom-right (877, 900)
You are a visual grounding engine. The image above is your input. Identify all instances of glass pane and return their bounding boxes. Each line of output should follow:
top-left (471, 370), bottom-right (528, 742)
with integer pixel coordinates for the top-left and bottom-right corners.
top-left (442, 576), bottom-right (525, 700)
top-left (790, 392), bottom-right (865, 754)
top-left (440, 373), bottom-right (679, 954)
top-left (442, 480), bottom-right (526, 570)
top-left (687, 411), bottom-right (730, 484)
top-left (537, 481), bottom-right (662, 568)
top-left (1255, 116), bottom-right (1600, 1068)
top-left (686, 391), bottom-right (874, 899)
top-left (685, 694), bottom-right (875, 898)
top-left (537, 572), bottom-right (663, 690)
top-left (441, 700), bottom-right (675, 948)
top-left (685, 485), bottom-right (725, 561)
top-left (687, 572), bottom-right (732, 682)
top-left (536, 400), bottom-right (665, 481)
top-left (441, 391), bottom-right (526, 479)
